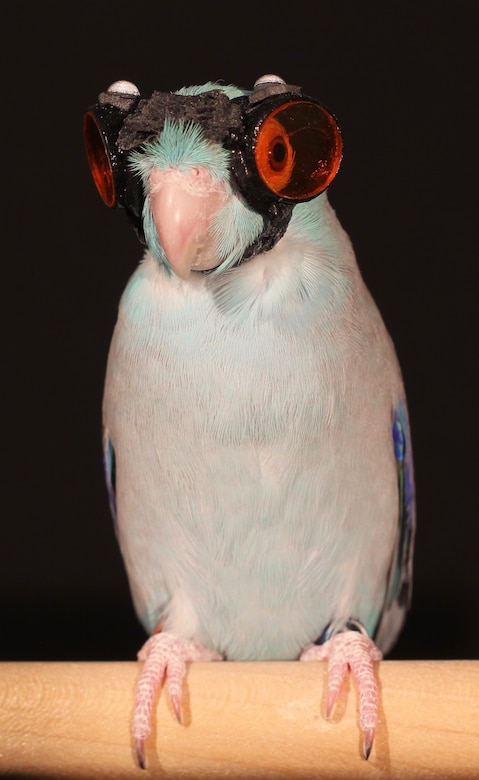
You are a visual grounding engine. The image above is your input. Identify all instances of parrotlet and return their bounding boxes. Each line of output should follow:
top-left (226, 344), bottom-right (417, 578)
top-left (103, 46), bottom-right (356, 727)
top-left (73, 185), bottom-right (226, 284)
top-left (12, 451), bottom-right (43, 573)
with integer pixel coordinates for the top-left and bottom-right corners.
top-left (84, 74), bottom-right (415, 769)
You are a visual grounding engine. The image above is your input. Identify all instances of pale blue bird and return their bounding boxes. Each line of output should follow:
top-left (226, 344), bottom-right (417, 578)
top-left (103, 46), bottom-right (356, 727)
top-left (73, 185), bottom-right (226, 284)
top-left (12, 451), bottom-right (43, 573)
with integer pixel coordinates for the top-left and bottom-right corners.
top-left (84, 74), bottom-right (415, 769)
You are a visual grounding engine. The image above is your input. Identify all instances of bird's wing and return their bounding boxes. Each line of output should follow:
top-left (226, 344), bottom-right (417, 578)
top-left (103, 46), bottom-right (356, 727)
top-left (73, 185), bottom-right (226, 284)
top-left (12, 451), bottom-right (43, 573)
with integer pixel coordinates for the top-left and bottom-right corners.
top-left (374, 400), bottom-right (416, 653)
top-left (102, 428), bottom-right (118, 533)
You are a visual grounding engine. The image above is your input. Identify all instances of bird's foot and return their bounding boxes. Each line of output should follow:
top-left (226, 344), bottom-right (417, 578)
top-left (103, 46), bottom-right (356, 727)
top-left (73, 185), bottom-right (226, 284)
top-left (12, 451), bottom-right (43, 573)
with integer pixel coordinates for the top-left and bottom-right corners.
top-left (133, 631), bottom-right (222, 769)
top-left (300, 628), bottom-right (383, 759)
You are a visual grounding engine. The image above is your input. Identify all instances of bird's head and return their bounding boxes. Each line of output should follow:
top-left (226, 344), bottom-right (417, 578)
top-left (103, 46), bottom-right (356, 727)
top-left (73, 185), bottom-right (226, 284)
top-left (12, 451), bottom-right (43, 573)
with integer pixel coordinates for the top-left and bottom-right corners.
top-left (84, 75), bottom-right (343, 279)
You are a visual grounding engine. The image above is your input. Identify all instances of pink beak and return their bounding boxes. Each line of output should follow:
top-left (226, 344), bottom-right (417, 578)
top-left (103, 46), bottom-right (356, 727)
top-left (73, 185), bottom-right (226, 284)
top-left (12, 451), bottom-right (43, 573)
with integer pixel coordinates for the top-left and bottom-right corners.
top-left (149, 167), bottom-right (227, 279)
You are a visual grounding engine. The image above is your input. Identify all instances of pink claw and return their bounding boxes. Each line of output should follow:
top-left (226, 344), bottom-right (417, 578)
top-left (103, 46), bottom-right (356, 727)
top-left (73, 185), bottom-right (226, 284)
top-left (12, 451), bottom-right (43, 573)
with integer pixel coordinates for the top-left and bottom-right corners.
top-left (133, 632), bottom-right (222, 769)
top-left (363, 726), bottom-right (375, 760)
top-left (135, 737), bottom-right (146, 771)
top-left (300, 630), bottom-right (383, 759)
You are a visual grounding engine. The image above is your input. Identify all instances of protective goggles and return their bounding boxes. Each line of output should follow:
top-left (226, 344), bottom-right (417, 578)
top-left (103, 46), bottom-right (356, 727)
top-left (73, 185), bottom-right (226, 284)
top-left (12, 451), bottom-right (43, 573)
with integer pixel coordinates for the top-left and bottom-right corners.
top-left (83, 76), bottom-right (343, 236)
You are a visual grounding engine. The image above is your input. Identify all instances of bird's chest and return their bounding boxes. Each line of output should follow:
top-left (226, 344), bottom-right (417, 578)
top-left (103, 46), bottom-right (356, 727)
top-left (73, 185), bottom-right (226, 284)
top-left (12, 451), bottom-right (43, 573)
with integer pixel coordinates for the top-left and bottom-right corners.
top-left (110, 286), bottom-right (343, 453)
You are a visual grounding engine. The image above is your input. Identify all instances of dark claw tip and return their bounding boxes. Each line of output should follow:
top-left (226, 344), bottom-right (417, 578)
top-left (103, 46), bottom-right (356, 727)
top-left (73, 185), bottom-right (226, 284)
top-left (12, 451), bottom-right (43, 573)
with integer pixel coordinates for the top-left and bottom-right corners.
top-left (135, 737), bottom-right (146, 770)
top-left (170, 693), bottom-right (182, 723)
top-left (363, 727), bottom-right (375, 760)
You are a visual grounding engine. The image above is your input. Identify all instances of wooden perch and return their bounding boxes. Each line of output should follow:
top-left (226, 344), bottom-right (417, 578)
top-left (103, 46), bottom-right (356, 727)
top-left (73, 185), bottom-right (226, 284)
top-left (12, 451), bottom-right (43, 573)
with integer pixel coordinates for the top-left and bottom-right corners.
top-left (0, 660), bottom-right (478, 778)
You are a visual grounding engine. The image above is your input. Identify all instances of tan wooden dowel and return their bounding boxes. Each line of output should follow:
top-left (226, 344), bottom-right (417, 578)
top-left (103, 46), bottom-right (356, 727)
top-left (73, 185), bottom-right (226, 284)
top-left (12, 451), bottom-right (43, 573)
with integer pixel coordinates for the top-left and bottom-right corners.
top-left (0, 661), bottom-right (478, 778)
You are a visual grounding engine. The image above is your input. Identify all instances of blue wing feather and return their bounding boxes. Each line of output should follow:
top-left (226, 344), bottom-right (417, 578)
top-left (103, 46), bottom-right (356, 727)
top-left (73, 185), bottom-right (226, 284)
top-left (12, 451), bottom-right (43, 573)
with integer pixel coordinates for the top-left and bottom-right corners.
top-left (373, 401), bottom-right (415, 650)
top-left (390, 400), bottom-right (415, 609)
top-left (103, 429), bottom-right (118, 531)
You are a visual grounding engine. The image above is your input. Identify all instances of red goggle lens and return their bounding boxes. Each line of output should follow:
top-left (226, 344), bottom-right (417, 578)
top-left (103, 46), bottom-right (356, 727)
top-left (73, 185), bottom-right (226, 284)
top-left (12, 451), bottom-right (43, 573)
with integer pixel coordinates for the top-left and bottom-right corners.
top-left (254, 100), bottom-right (343, 200)
top-left (83, 111), bottom-right (116, 208)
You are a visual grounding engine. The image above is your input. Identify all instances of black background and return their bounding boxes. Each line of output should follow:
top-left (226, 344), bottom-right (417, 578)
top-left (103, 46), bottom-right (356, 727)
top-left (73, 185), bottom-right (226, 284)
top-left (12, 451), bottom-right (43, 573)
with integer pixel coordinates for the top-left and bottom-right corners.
top-left (2, 2), bottom-right (477, 662)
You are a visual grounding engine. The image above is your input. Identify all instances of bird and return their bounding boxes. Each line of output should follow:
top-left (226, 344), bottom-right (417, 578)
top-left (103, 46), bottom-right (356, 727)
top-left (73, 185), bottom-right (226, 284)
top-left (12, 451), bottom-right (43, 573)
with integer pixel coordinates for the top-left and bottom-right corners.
top-left (84, 73), bottom-right (415, 769)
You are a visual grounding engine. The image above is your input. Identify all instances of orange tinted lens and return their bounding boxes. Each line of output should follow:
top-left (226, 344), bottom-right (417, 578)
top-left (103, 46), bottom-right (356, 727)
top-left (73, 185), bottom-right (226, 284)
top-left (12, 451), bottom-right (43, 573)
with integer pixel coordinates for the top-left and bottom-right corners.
top-left (254, 101), bottom-right (343, 200)
top-left (83, 112), bottom-right (116, 207)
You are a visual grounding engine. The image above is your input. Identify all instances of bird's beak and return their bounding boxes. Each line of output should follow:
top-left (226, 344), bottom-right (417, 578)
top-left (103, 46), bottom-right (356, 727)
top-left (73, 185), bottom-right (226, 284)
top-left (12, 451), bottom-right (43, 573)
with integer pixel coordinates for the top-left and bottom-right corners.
top-left (149, 167), bottom-right (227, 279)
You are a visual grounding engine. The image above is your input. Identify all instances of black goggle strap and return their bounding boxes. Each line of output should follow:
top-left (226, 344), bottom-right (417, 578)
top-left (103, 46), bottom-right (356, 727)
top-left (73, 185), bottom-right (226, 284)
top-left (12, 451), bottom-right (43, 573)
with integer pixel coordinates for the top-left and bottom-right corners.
top-left (235, 201), bottom-right (294, 268)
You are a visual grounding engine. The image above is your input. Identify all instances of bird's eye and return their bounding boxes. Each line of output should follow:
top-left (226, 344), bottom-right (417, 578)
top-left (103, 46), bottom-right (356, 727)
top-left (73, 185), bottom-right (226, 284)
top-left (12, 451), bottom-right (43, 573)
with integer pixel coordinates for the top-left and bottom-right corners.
top-left (83, 111), bottom-right (117, 207)
top-left (254, 116), bottom-right (296, 193)
top-left (271, 141), bottom-right (287, 168)
top-left (254, 100), bottom-right (343, 200)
